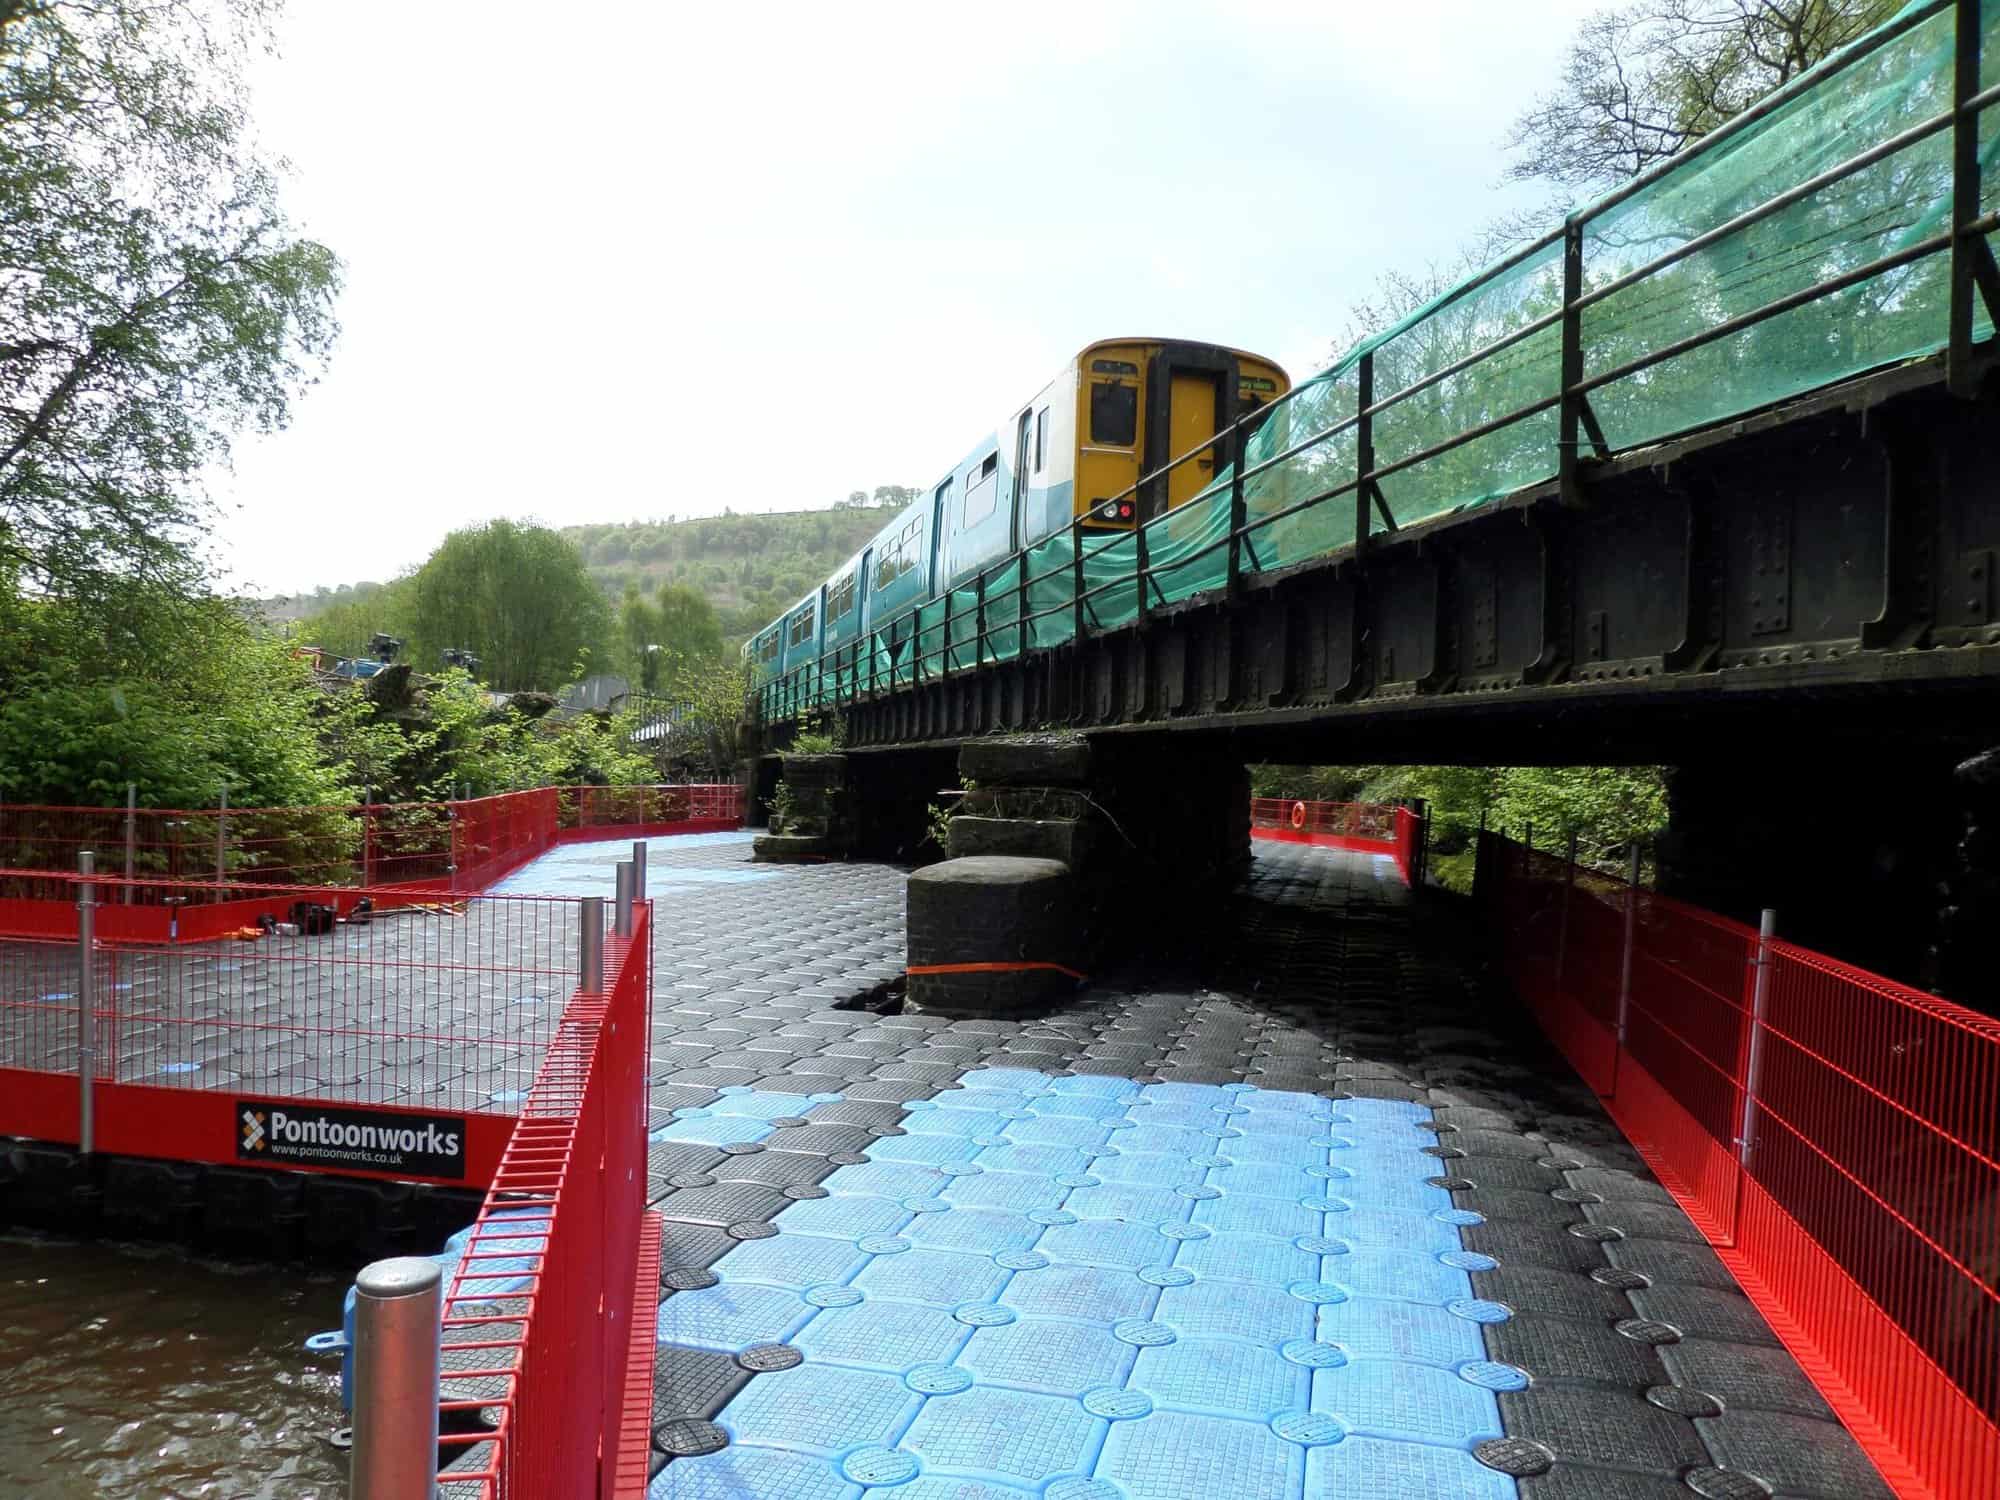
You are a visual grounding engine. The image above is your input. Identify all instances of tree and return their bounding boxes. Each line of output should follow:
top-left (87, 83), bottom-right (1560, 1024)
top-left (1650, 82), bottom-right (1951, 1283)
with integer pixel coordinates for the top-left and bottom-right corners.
top-left (404, 520), bottom-right (609, 691)
top-left (1504, 0), bottom-right (1900, 194)
top-left (655, 582), bottom-right (723, 670)
top-left (0, 0), bottom-right (342, 598)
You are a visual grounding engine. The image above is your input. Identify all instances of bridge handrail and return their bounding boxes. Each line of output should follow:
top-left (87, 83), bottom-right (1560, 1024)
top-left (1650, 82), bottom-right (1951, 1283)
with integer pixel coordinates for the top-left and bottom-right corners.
top-left (759, 0), bottom-right (1998, 727)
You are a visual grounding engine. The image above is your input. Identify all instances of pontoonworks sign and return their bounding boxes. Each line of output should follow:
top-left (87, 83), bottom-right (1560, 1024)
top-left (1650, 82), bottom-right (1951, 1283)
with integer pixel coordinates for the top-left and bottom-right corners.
top-left (236, 1098), bottom-right (467, 1179)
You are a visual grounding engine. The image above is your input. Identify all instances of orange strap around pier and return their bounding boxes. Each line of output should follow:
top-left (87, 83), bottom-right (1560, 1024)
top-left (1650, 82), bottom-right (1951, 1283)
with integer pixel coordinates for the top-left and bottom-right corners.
top-left (906, 960), bottom-right (1089, 981)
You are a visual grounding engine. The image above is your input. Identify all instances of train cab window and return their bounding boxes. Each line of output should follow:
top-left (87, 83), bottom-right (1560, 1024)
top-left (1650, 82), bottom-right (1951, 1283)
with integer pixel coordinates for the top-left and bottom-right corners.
top-left (964, 453), bottom-right (999, 524)
top-left (1034, 408), bottom-right (1048, 473)
top-left (827, 569), bottom-right (857, 620)
top-left (787, 605), bottom-right (816, 647)
top-left (1090, 381), bottom-right (1137, 447)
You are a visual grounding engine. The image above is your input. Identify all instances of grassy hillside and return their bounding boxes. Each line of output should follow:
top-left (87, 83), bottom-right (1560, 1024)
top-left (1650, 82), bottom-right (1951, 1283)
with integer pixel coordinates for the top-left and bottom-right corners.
top-left (564, 502), bottom-right (905, 640)
top-left (274, 495), bottom-right (919, 651)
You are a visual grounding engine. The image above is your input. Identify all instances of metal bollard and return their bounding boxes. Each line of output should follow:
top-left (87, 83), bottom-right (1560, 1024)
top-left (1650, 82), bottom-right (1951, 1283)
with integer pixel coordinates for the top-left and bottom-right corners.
top-left (349, 1257), bottom-right (441, 1500)
top-left (77, 851), bottom-right (96, 1155)
top-left (614, 861), bottom-right (634, 939)
top-left (631, 839), bottom-right (648, 904)
top-left (580, 895), bottom-right (604, 992)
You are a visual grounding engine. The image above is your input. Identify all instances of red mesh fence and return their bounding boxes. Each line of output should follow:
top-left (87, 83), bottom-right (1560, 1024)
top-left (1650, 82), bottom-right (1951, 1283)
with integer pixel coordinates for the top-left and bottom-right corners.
top-left (436, 902), bottom-right (653, 1499)
top-left (0, 785), bottom-right (741, 941)
top-left (1250, 799), bottom-right (1415, 881)
top-left (0, 879), bottom-right (597, 1184)
top-left (1481, 831), bottom-right (2000, 1500)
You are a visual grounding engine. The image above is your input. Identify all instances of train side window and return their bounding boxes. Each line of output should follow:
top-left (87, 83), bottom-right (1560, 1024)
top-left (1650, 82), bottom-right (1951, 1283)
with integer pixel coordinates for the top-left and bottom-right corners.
top-left (875, 516), bottom-right (923, 590)
top-left (828, 569), bottom-right (857, 620)
top-left (1090, 381), bottom-right (1137, 447)
top-left (964, 454), bottom-right (999, 524)
top-left (757, 632), bottom-right (780, 663)
top-left (787, 605), bottom-right (816, 647)
top-left (1034, 408), bottom-right (1048, 473)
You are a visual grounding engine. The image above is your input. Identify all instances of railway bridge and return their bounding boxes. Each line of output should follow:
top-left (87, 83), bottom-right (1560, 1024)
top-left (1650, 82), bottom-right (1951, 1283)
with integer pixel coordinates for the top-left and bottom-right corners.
top-left (752, 0), bottom-right (2000, 1004)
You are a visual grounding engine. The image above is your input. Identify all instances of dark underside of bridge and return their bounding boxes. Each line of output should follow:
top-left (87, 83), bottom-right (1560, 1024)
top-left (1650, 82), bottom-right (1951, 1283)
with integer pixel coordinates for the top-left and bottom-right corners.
top-left (766, 355), bottom-right (2000, 1012)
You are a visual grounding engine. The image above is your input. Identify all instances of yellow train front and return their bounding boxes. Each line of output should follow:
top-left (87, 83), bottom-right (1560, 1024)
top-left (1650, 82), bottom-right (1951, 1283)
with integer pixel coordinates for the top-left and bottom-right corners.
top-left (749, 336), bottom-right (1291, 695)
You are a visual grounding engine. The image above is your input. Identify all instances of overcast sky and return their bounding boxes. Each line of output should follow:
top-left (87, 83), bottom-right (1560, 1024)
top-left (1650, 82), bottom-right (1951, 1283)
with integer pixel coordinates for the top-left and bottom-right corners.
top-left (220, 0), bottom-right (1595, 598)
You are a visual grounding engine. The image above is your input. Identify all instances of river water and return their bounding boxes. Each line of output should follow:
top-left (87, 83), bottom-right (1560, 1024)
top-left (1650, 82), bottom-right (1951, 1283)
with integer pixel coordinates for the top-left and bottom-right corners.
top-left (0, 1235), bottom-right (348, 1498)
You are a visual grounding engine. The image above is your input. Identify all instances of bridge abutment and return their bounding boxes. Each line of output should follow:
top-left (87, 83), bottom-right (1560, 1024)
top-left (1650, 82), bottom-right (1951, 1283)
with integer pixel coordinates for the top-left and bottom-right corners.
top-left (1660, 747), bottom-right (2000, 1014)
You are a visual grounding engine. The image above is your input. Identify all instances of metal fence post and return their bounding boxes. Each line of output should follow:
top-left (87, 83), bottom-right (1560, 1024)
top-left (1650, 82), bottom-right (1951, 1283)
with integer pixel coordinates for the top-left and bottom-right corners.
top-left (631, 839), bottom-right (648, 904)
top-left (1737, 908), bottom-right (1778, 1171)
top-left (123, 784), bottom-right (136, 904)
top-left (348, 1256), bottom-right (441, 1500)
top-left (1355, 351), bottom-right (1375, 553)
top-left (1070, 517), bottom-right (1085, 644)
top-left (1556, 832), bottom-right (1579, 988)
top-left (1608, 842), bottom-right (1642, 1099)
top-left (214, 783), bottom-right (228, 902)
top-left (1017, 551), bottom-right (1030, 654)
top-left (1559, 217), bottom-right (1586, 502)
top-left (580, 896), bottom-right (604, 993)
top-left (77, 850), bottom-right (96, 1155)
top-left (362, 785), bottom-right (375, 889)
top-left (975, 567), bottom-right (987, 668)
top-left (1948, 0), bottom-right (1992, 397)
top-left (614, 861), bottom-right (634, 939)
top-left (1227, 445), bottom-right (1248, 596)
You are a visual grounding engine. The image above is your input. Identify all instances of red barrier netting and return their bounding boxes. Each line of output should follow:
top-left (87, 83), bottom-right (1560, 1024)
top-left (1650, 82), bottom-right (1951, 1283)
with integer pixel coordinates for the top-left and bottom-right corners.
top-left (1481, 831), bottom-right (2000, 1500)
top-left (436, 902), bottom-right (654, 1500)
top-left (0, 785), bottom-right (743, 941)
top-left (0, 882), bottom-right (598, 1186)
top-left (1250, 798), bottom-right (1416, 881)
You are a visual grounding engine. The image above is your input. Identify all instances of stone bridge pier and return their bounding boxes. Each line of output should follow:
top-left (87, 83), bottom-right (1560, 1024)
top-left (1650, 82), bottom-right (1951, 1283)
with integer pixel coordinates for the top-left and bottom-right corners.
top-left (755, 732), bottom-right (1254, 1014)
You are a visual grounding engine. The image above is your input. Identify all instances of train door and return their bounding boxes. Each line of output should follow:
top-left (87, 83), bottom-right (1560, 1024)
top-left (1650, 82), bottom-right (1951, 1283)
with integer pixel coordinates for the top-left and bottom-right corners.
top-left (929, 476), bottom-right (951, 590)
top-left (1165, 374), bottom-right (1221, 512)
top-left (1009, 409), bottom-right (1034, 550)
top-left (1142, 344), bottom-right (1239, 527)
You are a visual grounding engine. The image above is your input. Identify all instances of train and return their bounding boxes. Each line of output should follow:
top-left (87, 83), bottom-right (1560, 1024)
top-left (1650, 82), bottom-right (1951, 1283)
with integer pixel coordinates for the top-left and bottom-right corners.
top-left (745, 337), bottom-right (1292, 689)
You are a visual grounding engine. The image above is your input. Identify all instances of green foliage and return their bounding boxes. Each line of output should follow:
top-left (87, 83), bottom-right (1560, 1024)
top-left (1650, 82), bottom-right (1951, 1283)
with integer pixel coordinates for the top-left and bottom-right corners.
top-left (0, 583), bottom-right (356, 807)
top-left (655, 654), bottom-right (751, 780)
top-left (614, 580), bottom-right (726, 689)
top-left (403, 519), bottom-right (609, 690)
top-left (384, 672), bottom-right (652, 799)
top-left (789, 727), bottom-right (841, 756)
top-left (770, 778), bottom-right (796, 834)
top-left (287, 579), bottom-right (410, 658)
top-left (0, 0), bottom-right (342, 598)
top-left (560, 501), bottom-right (904, 645)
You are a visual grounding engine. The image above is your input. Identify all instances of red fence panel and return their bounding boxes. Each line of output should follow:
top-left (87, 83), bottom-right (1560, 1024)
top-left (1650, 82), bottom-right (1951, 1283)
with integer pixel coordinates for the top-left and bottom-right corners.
top-left (1249, 798), bottom-right (1414, 878)
top-left (436, 903), bottom-right (653, 1499)
top-left (0, 784), bottom-right (741, 940)
top-left (0, 886), bottom-right (584, 1187)
top-left (1481, 830), bottom-right (2000, 1500)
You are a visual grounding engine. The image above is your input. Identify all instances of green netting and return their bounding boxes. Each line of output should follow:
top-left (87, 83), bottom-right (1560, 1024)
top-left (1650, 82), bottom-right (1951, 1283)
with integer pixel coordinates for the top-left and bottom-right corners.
top-left (768, 0), bottom-right (1997, 722)
top-left (1582, 0), bottom-right (1999, 450)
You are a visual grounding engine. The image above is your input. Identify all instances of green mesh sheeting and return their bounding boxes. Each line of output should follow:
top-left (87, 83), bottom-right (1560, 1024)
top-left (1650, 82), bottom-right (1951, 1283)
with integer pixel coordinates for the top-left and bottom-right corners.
top-left (763, 0), bottom-right (1997, 722)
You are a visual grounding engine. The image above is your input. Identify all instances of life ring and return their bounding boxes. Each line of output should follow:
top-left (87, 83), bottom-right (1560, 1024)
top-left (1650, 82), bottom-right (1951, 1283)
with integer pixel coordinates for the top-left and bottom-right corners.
top-left (1290, 801), bottom-right (1307, 830)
